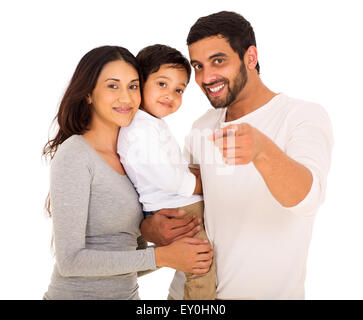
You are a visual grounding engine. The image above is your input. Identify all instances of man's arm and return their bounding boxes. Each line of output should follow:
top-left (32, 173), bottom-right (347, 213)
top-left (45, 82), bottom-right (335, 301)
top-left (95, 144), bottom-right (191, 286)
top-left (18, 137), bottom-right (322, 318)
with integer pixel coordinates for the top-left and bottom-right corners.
top-left (211, 123), bottom-right (313, 208)
top-left (252, 132), bottom-right (313, 207)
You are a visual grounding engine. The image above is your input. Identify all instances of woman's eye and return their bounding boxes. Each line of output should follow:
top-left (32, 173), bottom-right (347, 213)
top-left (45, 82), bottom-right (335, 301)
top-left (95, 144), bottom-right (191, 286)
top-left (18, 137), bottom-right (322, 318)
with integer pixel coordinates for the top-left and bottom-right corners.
top-left (158, 82), bottom-right (166, 88)
top-left (129, 84), bottom-right (139, 90)
top-left (108, 84), bottom-right (118, 89)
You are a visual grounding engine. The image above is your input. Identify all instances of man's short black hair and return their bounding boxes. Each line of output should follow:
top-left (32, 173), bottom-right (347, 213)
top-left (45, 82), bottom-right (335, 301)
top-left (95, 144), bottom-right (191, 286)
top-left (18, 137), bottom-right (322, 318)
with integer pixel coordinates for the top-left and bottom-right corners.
top-left (136, 44), bottom-right (191, 85)
top-left (187, 11), bottom-right (260, 73)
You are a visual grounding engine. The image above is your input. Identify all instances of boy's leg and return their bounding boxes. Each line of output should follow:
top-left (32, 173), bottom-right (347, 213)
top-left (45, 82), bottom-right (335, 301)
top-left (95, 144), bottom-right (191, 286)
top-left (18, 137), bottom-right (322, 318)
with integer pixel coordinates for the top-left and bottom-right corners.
top-left (179, 201), bottom-right (216, 300)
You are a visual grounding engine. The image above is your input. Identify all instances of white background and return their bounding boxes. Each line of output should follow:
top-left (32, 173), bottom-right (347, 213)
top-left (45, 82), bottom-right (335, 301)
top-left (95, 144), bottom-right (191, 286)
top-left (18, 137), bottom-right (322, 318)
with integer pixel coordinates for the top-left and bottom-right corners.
top-left (0, 0), bottom-right (362, 299)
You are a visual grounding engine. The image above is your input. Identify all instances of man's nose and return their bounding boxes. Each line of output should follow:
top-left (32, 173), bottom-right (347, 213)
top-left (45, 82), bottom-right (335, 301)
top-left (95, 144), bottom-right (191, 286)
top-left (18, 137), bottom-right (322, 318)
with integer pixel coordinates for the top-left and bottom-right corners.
top-left (199, 67), bottom-right (219, 86)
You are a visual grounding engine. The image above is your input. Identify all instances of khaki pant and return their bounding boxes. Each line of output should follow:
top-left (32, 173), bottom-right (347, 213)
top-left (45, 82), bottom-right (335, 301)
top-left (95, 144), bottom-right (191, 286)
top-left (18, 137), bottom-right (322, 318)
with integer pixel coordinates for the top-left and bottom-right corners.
top-left (178, 201), bottom-right (216, 300)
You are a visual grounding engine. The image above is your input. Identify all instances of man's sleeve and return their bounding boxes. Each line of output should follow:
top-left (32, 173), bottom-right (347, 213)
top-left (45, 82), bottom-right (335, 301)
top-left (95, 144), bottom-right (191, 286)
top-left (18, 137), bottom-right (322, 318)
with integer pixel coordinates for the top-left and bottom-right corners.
top-left (284, 103), bottom-right (334, 216)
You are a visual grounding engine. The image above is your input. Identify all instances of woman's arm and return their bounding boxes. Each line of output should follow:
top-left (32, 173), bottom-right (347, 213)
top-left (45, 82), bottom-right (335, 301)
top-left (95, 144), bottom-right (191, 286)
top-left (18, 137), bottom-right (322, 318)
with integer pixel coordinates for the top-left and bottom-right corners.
top-left (52, 142), bottom-right (210, 277)
top-left (50, 142), bottom-right (156, 277)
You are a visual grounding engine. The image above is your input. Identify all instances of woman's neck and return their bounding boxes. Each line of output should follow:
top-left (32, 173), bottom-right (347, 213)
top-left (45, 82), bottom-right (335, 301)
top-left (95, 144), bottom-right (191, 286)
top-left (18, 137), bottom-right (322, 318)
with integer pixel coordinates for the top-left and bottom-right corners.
top-left (82, 118), bottom-right (119, 154)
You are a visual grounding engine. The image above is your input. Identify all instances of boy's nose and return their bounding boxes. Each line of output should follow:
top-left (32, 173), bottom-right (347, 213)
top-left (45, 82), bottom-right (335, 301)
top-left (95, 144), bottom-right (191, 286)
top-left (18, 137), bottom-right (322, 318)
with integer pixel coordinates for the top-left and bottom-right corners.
top-left (163, 90), bottom-right (174, 101)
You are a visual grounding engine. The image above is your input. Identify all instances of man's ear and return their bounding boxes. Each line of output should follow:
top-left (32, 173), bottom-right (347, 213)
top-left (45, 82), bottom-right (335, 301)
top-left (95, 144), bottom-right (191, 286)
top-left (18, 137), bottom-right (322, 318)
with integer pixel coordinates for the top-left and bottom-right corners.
top-left (244, 46), bottom-right (258, 70)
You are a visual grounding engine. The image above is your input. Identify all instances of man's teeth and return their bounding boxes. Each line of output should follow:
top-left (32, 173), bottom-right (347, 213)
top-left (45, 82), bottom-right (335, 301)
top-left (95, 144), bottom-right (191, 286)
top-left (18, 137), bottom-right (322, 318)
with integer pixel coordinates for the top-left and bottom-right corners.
top-left (209, 84), bottom-right (225, 93)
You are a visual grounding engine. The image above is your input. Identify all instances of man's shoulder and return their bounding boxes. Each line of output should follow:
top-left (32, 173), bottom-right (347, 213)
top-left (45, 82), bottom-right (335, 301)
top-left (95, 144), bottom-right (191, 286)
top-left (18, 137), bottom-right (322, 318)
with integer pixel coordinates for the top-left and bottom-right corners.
top-left (191, 108), bottom-right (224, 130)
top-left (282, 94), bottom-right (331, 123)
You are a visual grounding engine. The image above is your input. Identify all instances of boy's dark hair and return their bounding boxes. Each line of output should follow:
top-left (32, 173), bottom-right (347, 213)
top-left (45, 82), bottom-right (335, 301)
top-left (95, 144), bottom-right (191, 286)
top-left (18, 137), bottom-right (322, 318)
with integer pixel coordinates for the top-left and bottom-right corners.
top-left (136, 44), bottom-right (191, 85)
top-left (187, 11), bottom-right (260, 74)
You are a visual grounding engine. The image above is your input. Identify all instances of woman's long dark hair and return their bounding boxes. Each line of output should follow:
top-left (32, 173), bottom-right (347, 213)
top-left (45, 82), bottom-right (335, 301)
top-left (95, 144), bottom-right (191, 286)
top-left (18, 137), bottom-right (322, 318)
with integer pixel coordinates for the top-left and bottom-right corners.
top-left (42, 46), bottom-right (139, 217)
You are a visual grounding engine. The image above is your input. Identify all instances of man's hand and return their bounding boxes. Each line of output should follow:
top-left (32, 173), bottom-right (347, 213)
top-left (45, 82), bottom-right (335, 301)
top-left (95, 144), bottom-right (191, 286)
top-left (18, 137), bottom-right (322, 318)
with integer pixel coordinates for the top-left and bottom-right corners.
top-left (209, 122), bottom-right (266, 165)
top-left (209, 122), bottom-right (313, 207)
top-left (140, 208), bottom-right (201, 246)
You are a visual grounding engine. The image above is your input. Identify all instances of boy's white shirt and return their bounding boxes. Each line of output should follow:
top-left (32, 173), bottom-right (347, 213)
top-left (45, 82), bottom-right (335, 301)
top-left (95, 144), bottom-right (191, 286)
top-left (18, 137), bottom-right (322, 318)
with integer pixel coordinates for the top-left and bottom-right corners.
top-left (117, 109), bottom-right (202, 212)
top-left (169, 93), bottom-right (334, 300)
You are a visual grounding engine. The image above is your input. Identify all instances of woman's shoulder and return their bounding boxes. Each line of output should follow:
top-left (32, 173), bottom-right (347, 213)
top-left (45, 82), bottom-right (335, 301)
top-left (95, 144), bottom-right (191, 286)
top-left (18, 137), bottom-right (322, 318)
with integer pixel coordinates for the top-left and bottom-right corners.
top-left (55, 134), bottom-right (88, 154)
top-left (52, 135), bottom-right (93, 168)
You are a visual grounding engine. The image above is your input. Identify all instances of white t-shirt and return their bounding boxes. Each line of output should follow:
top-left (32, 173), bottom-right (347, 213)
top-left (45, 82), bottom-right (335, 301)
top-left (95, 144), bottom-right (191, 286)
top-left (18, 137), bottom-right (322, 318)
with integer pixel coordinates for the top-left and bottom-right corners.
top-left (117, 109), bottom-right (202, 212)
top-left (169, 93), bottom-right (333, 300)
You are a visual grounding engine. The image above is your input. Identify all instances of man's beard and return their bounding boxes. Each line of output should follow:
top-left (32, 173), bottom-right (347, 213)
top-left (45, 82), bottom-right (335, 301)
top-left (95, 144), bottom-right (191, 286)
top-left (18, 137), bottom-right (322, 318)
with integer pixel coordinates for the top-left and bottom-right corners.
top-left (203, 63), bottom-right (247, 109)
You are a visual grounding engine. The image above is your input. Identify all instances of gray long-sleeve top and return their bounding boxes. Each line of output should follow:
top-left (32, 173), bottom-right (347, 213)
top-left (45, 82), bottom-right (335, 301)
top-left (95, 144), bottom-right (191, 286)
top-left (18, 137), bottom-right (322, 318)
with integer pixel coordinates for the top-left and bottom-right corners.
top-left (44, 135), bottom-right (156, 300)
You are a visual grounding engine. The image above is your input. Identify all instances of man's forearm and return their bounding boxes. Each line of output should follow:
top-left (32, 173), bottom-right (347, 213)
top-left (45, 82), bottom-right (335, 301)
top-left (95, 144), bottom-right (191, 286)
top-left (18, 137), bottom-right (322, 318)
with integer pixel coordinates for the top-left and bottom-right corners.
top-left (140, 217), bottom-right (155, 243)
top-left (253, 135), bottom-right (313, 208)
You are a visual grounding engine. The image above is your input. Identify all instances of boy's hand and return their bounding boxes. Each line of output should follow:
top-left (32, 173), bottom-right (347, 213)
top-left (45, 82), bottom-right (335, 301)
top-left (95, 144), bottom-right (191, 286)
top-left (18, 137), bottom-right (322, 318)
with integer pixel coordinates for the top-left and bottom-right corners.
top-left (140, 208), bottom-right (201, 246)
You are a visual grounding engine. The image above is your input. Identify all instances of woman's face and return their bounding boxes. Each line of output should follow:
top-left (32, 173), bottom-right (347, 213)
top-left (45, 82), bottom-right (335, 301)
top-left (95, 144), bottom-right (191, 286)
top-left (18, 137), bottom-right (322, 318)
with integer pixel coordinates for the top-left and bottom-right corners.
top-left (88, 59), bottom-right (141, 128)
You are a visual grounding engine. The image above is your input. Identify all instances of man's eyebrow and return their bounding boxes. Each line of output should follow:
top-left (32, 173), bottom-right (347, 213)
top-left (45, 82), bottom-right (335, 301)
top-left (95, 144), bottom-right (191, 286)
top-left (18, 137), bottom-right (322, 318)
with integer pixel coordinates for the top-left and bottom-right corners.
top-left (208, 52), bottom-right (227, 60)
top-left (190, 52), bottom-right (227, 66)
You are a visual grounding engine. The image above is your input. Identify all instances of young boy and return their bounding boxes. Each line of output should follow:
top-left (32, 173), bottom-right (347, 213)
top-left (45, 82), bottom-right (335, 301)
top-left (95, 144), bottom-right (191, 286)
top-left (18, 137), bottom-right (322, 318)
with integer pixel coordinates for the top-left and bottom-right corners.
top-left (117, 44), bottom-right (216, 300)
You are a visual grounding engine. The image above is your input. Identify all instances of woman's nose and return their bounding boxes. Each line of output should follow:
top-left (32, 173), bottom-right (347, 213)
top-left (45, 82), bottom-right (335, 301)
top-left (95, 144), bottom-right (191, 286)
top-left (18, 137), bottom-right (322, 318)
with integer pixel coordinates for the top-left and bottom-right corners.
top-left (117, 90), bottom-right (133, 104)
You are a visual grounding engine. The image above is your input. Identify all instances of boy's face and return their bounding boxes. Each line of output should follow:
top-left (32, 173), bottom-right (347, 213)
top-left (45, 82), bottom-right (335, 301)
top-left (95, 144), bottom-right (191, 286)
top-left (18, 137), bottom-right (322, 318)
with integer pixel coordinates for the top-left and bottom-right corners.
top-left (141, 64), bottom-right (188, 118)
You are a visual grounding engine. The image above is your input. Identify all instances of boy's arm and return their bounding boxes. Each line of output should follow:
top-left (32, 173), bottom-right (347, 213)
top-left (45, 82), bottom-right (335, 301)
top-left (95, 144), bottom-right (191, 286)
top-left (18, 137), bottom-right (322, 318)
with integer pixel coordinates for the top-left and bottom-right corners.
top-left (124, 127), bottom-right (197, 197)
top-left (189, 167), bottom-right (203, 195)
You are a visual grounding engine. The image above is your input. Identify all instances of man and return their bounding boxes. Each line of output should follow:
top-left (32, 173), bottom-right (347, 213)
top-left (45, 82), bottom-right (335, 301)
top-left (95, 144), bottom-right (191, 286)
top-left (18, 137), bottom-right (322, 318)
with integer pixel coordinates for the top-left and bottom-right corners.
top-left (141, 11), bottom-right (333, 299)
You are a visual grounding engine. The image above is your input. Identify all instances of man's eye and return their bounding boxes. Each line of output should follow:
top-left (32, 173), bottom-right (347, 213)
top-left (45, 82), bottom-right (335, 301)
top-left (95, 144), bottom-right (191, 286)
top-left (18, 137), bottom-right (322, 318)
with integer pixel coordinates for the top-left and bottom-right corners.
top-left (194, 64), bottom-right (202, 70)
top-left (214, 58), bottom-right (223, 64)
top-left (158, 82), bottom-right (166, 87)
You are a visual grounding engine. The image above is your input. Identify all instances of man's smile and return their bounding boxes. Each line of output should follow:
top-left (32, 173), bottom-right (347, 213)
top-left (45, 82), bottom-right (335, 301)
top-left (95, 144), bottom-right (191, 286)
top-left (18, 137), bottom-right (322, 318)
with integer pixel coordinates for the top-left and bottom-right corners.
top-left (204, 81), bottom-right (227, 97)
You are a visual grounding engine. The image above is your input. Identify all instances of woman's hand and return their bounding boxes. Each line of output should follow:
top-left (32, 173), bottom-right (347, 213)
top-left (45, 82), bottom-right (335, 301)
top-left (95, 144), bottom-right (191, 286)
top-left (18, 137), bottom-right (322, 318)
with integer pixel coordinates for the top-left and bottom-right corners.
top-left (154, 237), bottom-right (213, 274)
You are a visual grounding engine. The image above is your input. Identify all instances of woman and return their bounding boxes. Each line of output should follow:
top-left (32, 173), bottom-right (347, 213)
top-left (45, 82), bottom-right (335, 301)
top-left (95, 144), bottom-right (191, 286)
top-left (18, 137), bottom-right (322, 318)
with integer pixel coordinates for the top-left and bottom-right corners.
top-left (42, 46), bottom-right (213, 300)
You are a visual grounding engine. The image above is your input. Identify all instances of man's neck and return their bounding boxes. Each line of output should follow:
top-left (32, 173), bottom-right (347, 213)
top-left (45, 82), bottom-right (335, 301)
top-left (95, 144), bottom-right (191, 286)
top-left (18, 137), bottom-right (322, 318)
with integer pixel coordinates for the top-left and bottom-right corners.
top-left (225, 79), bottom-right (277, 122)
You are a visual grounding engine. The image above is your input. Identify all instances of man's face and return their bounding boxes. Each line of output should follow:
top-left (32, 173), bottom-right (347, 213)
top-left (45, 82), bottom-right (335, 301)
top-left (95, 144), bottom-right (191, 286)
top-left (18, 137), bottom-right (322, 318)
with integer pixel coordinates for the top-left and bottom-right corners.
top-left (188, 35), bottom-right (247, 109)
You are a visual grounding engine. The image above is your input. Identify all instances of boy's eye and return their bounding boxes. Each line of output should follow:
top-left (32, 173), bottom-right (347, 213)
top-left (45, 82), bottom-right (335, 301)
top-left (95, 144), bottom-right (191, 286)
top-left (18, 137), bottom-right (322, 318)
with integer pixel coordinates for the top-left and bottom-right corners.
top-left (158, 82), bottom-right (166, 88)
top-left (176, 89), bottom-right (184, 94)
